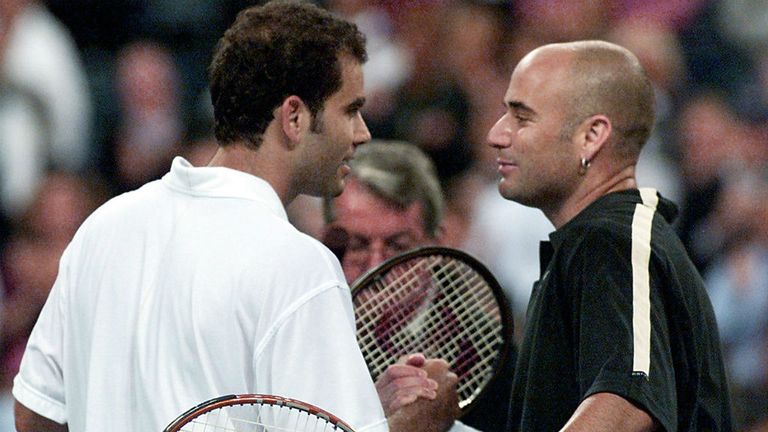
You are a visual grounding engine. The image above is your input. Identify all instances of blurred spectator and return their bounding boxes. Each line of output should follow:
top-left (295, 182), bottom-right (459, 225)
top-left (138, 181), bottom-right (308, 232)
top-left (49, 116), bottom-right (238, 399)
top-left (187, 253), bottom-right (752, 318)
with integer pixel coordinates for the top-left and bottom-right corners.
top-left (105, 40), bottom-right (184, 193)
top-left (675, 90), bottom-right (768, 273)
top-left (717, 0), bottom-right (768, 61)
top-left (713, 0), bottom-right (768, 124)
top-left (606, 16), bottom-right (687, 205)
top-left (326, 0), bottom-right (410, 114)
top-left (704, 168), bottom-right (768, 431)
top-left (675, 90), bottom-right (736, 272)
top-left (364, 2), bottom-right (473, 184)
top-left (0, 170), bottom-right (109, 425)
top-left (502, 0), bottom-right (614, 71)
top-left (0, 82), bottom-right (48, 219)
top-left (678, 1), bottom-right (758, 102)
top-left (615, 0), bottom-right (705, 31)
top-left (439, 1), bottom-right (509, 181)
top-left (136, 0), bottom-right (232, 109)
top-left (1, 0), bottom-right (93, 172)
top-left (45, 0), bottom-right (250, 165)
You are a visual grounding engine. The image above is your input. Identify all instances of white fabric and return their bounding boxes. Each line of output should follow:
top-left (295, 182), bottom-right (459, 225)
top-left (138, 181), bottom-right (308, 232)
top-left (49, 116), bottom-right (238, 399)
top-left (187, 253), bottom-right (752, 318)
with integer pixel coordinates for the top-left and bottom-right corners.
top-left (13, 157), bottom-right (387, 432)
top-left (461, 182), bottom-right (553, 320)
top-left (450, 421), bottom-right (481, 432)
top-left (0, 87), bottom-right (47, 216)
top-left (2, 3), bottom-right (92, 171)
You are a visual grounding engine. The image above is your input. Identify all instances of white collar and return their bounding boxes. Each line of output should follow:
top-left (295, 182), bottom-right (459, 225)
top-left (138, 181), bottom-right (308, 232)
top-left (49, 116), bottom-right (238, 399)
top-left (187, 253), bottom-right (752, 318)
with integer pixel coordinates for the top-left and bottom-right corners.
top-left (161, 156), bottom-right (288, 221)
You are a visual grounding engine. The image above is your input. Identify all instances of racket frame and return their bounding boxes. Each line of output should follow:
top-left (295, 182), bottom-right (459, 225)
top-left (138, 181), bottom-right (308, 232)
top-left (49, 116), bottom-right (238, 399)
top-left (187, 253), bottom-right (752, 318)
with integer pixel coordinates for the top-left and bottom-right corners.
top-left (164, 393), bottom-right (356, 432)
top-left (350, 246), bottom-right (515, 416)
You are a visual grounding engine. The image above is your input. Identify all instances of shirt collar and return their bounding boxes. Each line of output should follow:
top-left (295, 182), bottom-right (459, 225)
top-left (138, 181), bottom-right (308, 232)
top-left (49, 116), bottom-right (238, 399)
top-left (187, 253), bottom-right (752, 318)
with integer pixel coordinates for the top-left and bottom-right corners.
top-left (548, 188), bottom-right (679, 249)
top-left (162, 156), bottom-right (288, 221)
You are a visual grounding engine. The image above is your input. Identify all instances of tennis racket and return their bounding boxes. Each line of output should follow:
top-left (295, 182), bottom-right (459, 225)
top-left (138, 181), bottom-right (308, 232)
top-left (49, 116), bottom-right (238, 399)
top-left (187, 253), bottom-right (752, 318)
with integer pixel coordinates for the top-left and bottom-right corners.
top-left (351, 246), bottom-right (513, 415)
top-left (164, 394), bottom-right (356, 432)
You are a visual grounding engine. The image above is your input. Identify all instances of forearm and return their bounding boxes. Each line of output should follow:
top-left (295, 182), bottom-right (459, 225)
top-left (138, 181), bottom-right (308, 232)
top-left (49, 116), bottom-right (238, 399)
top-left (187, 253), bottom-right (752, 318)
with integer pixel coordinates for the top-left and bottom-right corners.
top-left (560, 392), bottom-right (657, 432)
top-left (387, 405), bottom-right (456, 432)
top-left (14, 401), bottom-right (68, 432)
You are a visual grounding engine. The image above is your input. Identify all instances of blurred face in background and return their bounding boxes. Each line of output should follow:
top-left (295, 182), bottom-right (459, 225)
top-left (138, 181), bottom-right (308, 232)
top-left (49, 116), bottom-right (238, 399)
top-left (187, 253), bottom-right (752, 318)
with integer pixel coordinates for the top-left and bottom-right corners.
top-left (326, 178), bottom-right (437, 283)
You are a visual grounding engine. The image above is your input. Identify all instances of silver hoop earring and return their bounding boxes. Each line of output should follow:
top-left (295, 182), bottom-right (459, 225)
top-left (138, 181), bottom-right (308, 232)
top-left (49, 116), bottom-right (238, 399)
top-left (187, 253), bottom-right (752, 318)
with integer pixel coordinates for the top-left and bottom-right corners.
top-left (578, 157), bottom-right (591, 175)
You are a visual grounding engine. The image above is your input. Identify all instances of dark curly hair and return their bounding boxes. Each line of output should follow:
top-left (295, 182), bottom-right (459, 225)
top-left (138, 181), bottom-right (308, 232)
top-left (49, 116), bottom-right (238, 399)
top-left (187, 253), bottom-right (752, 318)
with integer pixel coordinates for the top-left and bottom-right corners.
top-left (208, 0), bottom-right (367, 148)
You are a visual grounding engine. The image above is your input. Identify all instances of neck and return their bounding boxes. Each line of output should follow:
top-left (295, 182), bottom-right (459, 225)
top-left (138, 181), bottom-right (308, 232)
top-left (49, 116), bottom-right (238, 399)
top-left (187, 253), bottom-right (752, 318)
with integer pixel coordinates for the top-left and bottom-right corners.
top-left (546, 164), bottom-right (637, 229)
top-left (207, 143), bottom-right (296, 206)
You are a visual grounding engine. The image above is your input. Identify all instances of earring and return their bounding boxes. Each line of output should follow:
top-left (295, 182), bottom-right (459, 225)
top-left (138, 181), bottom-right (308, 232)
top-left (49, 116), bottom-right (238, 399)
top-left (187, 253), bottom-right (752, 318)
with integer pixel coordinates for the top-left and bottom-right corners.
top-left (578, 157), bottom-right (591, 175)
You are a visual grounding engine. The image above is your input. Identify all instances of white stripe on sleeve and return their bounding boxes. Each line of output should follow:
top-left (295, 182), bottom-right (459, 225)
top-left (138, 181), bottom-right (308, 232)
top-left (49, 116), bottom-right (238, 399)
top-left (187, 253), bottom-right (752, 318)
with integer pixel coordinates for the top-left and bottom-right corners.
top-left (631, 188), bottom-right (659, 377)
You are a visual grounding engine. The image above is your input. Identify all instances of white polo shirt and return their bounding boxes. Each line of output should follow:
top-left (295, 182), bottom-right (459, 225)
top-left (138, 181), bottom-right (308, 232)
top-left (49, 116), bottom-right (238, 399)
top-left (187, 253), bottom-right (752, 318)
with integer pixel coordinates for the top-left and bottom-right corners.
top-left (13, 157), bottom-right (388, 431)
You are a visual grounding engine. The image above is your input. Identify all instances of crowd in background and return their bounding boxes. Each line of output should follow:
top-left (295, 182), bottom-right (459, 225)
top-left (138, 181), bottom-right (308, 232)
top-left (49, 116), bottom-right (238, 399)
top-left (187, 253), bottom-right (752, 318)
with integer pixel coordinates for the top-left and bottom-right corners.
top-left (0, 0), bottom-right (766, 430)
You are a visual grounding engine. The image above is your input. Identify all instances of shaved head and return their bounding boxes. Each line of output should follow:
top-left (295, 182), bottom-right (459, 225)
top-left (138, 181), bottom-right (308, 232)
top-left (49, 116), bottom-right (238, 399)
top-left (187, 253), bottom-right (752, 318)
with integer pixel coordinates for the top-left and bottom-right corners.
top-left (533, 41), bottom-right (655, 161)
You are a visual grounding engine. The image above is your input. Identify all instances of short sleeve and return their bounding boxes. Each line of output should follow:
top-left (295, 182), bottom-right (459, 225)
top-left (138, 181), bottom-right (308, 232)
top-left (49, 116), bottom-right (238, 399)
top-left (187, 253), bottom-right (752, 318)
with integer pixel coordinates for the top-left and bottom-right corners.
top-left (12, 245), bottom-right (72, 424)
top-left (569, 228), bottom-right (677, 431)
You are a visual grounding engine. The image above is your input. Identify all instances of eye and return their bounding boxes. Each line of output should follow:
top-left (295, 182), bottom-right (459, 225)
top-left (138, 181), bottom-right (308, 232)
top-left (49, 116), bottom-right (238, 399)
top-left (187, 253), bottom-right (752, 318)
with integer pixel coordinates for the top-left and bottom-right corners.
top-left (514, 114), bottom-right (530, 124)
top-left (346, 236), bottom-right (369, 252)
top-left (346, 98), bottom-right (366, 117)
top-left (385, 237), bottom-right (415, 254)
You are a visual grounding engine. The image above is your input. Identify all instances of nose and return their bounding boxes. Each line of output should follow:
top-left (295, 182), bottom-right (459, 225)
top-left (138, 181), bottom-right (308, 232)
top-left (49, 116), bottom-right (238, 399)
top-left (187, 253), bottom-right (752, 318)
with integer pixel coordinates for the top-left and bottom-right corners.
top-left (487, 113), bottom-right (511, 149)
top-left (365, 238), bottom-right (391, 270)
top-left (354, 113), bottom-right (372, 147)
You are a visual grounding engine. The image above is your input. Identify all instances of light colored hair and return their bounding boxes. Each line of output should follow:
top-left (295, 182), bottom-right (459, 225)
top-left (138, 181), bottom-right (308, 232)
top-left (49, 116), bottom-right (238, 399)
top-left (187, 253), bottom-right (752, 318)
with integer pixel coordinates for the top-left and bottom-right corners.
top-left (324, 140), bottom-right (444, 237)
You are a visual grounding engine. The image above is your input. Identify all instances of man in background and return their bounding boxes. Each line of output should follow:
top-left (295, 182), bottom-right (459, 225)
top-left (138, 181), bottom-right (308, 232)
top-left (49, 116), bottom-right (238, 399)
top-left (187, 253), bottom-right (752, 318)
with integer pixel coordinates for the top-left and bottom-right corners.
top-left (323, 139), bottom-right (515, 431)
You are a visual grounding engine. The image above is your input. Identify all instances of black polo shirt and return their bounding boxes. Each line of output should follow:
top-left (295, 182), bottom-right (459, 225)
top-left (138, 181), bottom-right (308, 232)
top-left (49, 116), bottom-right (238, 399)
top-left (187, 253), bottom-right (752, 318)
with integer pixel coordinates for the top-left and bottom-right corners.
top-left (507, 189), bottom-right (732, 431)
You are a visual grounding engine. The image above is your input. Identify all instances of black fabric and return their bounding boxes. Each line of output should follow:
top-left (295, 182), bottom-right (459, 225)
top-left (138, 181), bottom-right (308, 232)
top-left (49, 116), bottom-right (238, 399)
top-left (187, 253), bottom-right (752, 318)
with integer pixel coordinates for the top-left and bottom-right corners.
top-left (507, 189), bottom-right (732, 432)
top-left (462, 342), bottom-right (517, 430)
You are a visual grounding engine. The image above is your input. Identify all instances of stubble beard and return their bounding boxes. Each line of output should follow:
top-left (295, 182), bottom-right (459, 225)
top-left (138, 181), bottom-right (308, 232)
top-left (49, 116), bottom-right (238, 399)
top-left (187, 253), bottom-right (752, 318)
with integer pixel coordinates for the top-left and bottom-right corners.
top-left (498, 173), bottom-right (557, 210)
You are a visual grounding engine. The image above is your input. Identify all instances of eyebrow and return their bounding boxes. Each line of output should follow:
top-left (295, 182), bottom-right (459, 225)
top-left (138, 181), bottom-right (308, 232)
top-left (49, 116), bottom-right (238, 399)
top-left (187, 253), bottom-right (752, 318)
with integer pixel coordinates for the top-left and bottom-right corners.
top-left (347, 97), bottom-right (366, 112)
top-left (506, 100), bottom-right (536, 116)
top-left (346, 230), bottom-right (419, 245)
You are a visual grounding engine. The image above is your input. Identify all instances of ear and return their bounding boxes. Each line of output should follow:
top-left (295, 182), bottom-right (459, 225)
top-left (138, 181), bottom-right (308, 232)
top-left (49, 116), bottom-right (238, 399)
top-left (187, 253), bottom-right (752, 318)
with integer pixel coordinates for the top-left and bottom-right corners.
top-left (278, 95), bottom-right (309, 147)
top-left (578, 114), bottom-right (611, 162)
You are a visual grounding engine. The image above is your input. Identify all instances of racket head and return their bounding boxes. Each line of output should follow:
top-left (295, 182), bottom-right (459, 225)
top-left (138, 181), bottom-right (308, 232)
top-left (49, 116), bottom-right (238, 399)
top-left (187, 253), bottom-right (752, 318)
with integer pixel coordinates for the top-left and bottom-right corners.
top-left (164, 393), bottom-right (356, 432)
top-left (350, 246), bottom-right (514, 415)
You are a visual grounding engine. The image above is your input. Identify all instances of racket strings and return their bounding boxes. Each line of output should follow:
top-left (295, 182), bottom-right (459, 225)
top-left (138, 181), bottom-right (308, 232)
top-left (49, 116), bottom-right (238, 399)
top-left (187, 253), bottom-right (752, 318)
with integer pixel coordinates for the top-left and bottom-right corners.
top-left (356, 262), bottom-right (437, 356)
top-left (356, 257), bottom-right (449, 358)
top-left (354, 254), bottom-right (506, 406)
top-left (355, 256), bottom-right (455, 330)
top-left (387, 271), bottom-right (503, 398)
top-left (357, 257), bottom-right (501, 362)
top-left (357, 257), bottom-right (502, 352)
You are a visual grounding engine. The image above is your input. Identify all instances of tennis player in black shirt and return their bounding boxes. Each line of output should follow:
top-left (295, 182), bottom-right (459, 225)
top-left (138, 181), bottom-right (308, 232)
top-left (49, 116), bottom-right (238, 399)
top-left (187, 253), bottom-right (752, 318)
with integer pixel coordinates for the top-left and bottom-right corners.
top-left (487, 40), bottom-right (732, 431)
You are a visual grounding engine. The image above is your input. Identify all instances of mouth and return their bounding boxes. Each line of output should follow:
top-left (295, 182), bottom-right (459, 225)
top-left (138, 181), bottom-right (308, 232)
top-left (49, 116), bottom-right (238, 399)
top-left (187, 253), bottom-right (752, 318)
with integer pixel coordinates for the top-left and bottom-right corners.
top-left (340, 157), bottom-right (353, 176)
top-left (496, 157), bottom-right (517, 173)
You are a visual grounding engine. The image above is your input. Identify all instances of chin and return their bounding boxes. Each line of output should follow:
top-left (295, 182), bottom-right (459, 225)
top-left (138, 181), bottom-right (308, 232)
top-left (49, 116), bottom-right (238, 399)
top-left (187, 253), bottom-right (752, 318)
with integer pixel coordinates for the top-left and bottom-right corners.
top-left (499, 185), bottom-right (528, 205)
top-left (326, 181), bottom-right (345, 198)
top-left (498, 183), bottom-right (515, 200)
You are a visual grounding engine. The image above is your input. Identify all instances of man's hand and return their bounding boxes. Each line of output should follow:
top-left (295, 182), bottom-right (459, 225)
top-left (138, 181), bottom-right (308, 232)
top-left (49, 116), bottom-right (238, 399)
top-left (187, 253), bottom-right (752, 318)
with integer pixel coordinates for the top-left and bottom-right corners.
top-left (384, 354), bottom-right (461, 432)
top-left (376, 353), bottom-right (439, 416)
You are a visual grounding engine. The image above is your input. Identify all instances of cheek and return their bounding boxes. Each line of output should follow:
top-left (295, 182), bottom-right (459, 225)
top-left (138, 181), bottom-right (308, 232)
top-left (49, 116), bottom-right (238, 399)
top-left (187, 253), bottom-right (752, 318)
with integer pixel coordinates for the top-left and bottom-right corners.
top-left (342, 258), bottom-right (363, 283)
top-left (330, 120), bottom-right (354, 151)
